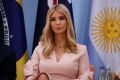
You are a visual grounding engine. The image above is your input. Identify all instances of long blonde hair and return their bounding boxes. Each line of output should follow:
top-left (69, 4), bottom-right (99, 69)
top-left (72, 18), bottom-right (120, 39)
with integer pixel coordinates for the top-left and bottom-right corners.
top-left (40, 4), bottom-right (77, 58)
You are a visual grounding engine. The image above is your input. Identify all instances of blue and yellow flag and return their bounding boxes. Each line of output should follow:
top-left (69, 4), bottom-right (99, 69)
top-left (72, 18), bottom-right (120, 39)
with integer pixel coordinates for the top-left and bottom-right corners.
top-left (0, 0), bottom-right (28, 80)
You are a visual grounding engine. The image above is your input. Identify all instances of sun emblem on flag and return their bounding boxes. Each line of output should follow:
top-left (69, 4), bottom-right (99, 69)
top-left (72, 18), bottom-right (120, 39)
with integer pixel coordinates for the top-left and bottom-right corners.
top-left (91, 7), bottom-right (120, 53)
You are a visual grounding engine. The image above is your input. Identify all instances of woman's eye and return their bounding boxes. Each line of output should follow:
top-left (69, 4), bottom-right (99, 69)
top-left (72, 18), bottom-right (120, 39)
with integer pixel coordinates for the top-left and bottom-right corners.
top-left (50, 18), bottom-right (55, 21)
top-left (59, 16), bottom-right (65, 20)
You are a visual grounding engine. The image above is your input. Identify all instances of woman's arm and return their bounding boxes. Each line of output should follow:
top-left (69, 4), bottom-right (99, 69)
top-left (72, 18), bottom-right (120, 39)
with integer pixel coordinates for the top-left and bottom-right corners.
top-left (24, 46), bottom-right (40, 80)
top-left (75, 45), bottom-right (93, 80)
top-left (36, 72), bottom-right (49, 80)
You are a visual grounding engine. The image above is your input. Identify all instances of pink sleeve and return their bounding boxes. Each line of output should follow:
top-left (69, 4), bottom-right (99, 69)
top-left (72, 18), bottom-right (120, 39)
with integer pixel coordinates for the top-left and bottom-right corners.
top-left (24, 46), bottom-right (40, 80)
top-left (75, 45), bottom-right (93, 80)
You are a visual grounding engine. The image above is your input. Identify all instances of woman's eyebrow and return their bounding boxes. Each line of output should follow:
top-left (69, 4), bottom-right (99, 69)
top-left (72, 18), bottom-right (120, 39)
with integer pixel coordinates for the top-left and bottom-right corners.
top-left (50, 15), bottom-right (65, 18)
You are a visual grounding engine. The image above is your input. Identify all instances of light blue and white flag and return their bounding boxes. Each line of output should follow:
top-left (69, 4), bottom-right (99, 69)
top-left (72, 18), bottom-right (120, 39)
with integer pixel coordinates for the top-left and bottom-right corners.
top-left (72, 0), bottom-right (104, 79)
top-left (72, 0), bottom-right (91, 44)
top-left (89, 0), bottom-right (120, 78)
top-left (72, 0), bottom-right (120, 79)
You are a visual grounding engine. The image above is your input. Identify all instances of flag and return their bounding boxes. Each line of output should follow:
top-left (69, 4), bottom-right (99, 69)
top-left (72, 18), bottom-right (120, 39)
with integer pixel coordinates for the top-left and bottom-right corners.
top-left (33, 0), bottom-right (73, 53)
top-left (32, 0), bottom-right (49, 52)
top-left (0, 0), bottom-right (28, 80)
top-left (89, 0), bottom-right (120, 79)
top-left (58, 0), bottom-right (74, 22)
top-left (72, 0), bottom-right (105, 80)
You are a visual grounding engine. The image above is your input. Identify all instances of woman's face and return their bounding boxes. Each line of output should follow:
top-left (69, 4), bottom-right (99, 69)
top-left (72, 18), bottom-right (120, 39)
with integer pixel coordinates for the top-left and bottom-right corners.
top-left (50, 10), bottom-right (67, 35)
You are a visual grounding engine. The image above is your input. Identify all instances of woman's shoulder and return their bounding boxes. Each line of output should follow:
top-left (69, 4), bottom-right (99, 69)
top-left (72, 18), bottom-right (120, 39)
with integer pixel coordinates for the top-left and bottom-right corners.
top-left (34, 41), bottom-right (44, 52)
top-left (38, 41), bottom-right (43, 47)
top-left (76, 43), bottom-right (88, 54)
top-left (76, 43), bottom-right (87, 49)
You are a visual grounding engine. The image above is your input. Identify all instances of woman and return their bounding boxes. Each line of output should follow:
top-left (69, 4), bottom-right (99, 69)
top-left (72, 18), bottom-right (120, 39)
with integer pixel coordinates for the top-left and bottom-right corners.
top-left (24, 4), bottom-right (93, 80)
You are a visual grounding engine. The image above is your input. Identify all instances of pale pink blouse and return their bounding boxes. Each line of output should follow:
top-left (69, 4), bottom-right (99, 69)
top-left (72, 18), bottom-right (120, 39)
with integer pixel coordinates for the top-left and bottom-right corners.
top-left (24, 42), bottom-right (93, 80)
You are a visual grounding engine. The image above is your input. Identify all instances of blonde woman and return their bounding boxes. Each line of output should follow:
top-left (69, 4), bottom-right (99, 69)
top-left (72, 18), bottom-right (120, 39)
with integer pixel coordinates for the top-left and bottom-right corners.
top-left (24, 4), bottom-right (93, 80)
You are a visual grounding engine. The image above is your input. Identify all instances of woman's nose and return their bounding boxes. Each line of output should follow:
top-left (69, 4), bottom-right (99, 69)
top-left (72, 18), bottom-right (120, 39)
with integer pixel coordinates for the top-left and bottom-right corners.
top-left (56, 19), bottom-right (60, 24)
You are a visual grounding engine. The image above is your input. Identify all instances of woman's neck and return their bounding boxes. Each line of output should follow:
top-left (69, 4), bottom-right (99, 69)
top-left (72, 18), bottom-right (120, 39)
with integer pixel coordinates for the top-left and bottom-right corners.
top-left (54, 34), bottom-right (66, 48)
